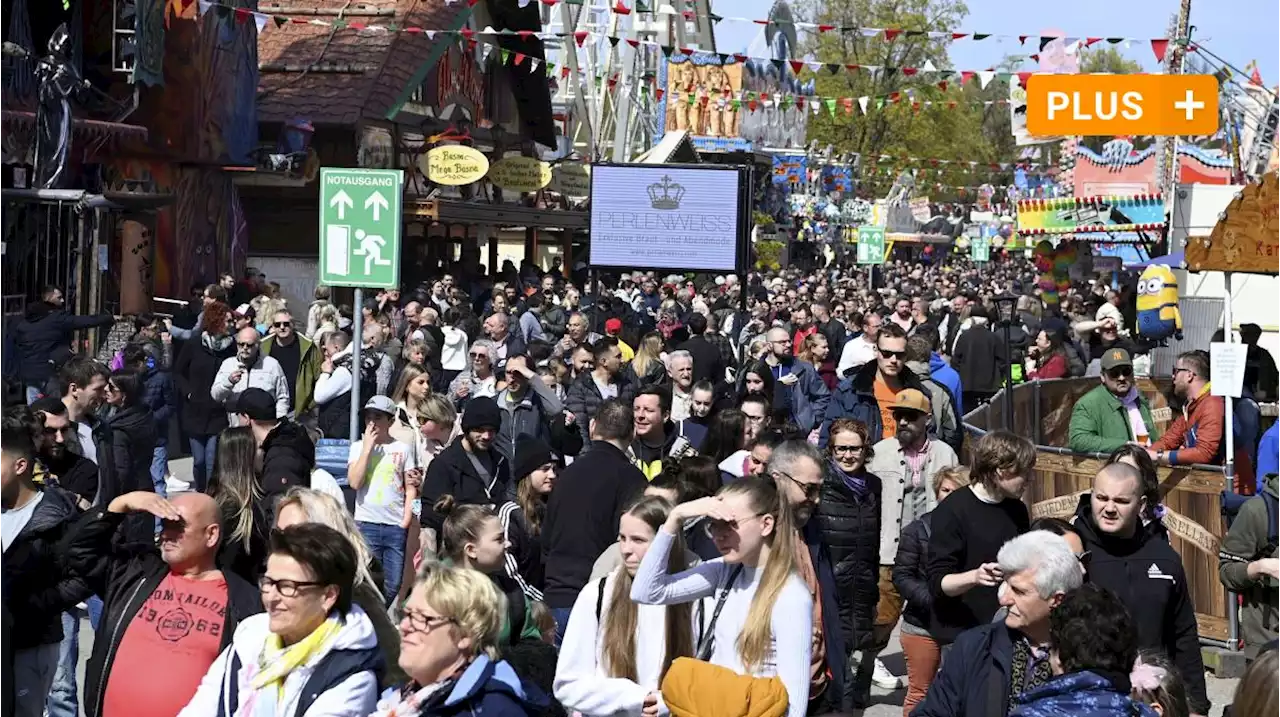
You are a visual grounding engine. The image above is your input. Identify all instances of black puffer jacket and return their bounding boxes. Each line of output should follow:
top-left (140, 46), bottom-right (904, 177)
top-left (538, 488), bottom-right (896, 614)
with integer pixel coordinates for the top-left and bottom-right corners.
top-left (892, 512), bottom-right (934, 632)
top-left (64, 508), bottom-right (263, 717)
top-left (816, 464), bottom-right (882, 652)
top-left (101, 404), bottom-right (158, 544)
top-left (421, 439), bottom-right (512, 533)
top-left (1, 485), bottom-right (90, 651)
top-left (259, 419), bottom-right (315, 499)
top-left (564, 372), bottom-right (635, 443)
top-left (173, 331), bottom-right (235, 436)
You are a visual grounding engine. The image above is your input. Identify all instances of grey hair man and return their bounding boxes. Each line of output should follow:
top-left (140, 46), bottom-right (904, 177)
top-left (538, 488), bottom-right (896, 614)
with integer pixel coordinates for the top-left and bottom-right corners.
top-left (665, 350), bottom-right (695, 422)
top-left (914, 531), bottom-right (1082, 717)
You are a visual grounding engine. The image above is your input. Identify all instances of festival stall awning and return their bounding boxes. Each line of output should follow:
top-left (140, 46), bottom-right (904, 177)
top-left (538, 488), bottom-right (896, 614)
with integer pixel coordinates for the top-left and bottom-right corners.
top-left (1015, 194), bottom-right (1165, 243)
top-left (635, 129), bottom-right (700, 164)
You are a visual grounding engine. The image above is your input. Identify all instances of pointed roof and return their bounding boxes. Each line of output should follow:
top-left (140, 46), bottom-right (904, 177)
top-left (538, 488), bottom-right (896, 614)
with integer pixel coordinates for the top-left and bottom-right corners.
top-left (256, 0), bottom-right (469, 126)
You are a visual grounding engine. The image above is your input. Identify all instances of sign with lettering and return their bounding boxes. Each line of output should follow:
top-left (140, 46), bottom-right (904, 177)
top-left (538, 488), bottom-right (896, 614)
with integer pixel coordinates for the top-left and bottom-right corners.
top-left (487, 156), bottom-right (552, 192)
top-left (319, 167), bottom-right (402, 289)
top-left (855, 225), bottom-right (885, 265)
top-left (1186, 172), bottom-right (1279, 274)
top-left (589, 164), bottom-right (745, 272)
top-left (423, 146), bottom-right (489, 186)
top-left (551, 163), bottom-right (590, 197)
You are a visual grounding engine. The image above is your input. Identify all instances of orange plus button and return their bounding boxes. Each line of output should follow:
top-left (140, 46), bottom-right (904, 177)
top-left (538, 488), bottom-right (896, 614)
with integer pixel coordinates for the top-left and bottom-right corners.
top-left (1026, 74), bottom-right (1220, 137)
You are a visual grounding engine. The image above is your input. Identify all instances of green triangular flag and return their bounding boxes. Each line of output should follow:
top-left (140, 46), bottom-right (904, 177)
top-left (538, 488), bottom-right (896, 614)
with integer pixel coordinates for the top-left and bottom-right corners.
top-left (500, 48), bottom-right (511, 63)
top-left (824, 97), bottom-right (836, 114)
top-left (331, 17), bottom-right (347, 27)
top-left (687, 93), bottom-right (696, 106)
top-left (972, 33), bottom-right (990, 41)
top-left (876, 98), bottom-right (885, 109)
top-left (273, 15), bottom-right (287, 28)
top-left (709, 13), bottom-right (722, 22)
top-left (731, 99), bottom-right (741, 109)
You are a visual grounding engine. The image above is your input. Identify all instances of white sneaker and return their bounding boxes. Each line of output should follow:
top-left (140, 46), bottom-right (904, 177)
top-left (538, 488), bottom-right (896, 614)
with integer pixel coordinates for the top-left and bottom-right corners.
top-left (872, 658), bottom-right (902, 689)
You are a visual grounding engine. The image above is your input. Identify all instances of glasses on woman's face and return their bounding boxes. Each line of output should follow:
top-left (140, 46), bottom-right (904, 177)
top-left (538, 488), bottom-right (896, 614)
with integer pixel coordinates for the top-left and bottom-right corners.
top-left (258, 575), bottom-right (324, 598)
top-left (832, 444), bottom-right (865, 456)
top-left (400, 608), bottom-right (456, 634)
top-left (470, 352), bottom-right (489, 361)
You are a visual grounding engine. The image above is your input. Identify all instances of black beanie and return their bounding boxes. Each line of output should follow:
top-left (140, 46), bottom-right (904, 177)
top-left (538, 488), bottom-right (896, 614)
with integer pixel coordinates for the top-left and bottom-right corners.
top-left (461, 396), bottom-right (502, 432)
top-left (513, 436), bottom-right (555, 480)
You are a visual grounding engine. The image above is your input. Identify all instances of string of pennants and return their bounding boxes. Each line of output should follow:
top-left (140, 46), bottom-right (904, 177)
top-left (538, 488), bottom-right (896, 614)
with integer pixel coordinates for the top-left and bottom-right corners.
top-left (190, 0), bottom-right (1184, 67)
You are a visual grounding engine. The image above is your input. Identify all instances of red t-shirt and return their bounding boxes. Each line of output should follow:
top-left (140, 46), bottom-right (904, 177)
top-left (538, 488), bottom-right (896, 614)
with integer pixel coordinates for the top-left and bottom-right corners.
top-left (102, 573), bottom-right (230, 717)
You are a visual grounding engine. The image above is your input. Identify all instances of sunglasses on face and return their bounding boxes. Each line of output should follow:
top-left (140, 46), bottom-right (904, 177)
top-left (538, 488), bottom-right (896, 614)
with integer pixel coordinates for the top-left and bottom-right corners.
top-left (237, 341), bottom-right (257, 348)
top-left (776, 470), bottom-right (822, 499)
top-left (470, 353), bottom-right (489, 360)
top-left (1105, 367), bottom-right (1133, 379)
top-left (878, 348), bottom-right (906, 360)
top-left (273, 321), bottom-right (292, 328)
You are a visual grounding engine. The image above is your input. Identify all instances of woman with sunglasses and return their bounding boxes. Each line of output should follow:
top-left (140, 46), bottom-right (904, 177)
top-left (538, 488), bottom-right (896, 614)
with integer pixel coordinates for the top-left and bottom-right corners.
top-left (814, 419), bottom-right (883, 709)
top-left (101, 369), bottom-right (160, 543)
top-left (179, 524), bottom-right (382, 716)
top-left (630, 475), bottom-right (812, 717)
top-left (372, 562), bottom-right (545, 717)
top-left (447, 339), bottom-right (499, 411)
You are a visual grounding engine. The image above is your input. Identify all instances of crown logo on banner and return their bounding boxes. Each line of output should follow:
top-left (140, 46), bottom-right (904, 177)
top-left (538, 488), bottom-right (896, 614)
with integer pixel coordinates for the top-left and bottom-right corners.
top-left (647, 175), bottom-right (685, 210)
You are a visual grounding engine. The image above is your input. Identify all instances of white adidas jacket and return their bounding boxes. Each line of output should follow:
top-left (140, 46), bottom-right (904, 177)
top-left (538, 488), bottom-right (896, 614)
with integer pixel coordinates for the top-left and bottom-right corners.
top-left (178, 606), bottom-right (380, 717)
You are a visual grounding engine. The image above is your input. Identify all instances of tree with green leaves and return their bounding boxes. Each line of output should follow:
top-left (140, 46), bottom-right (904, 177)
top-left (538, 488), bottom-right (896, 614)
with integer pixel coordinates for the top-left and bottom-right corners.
top-left (797, 0), bottom-right (1026, 201)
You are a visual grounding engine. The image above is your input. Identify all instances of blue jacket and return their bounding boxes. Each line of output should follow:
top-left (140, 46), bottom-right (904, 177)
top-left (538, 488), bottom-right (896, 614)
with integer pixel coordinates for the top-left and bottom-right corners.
top-left (1258, 423), bottom-right (1279, 491)
top-left (380, 654), bottom-right (548, 717)
top-left (821, 359), bottom-right (929, 447)
top-left (1010, 671), bottom-right (1159, 717)
top-left (929, 353), bottom-right (964, 417)
top-left (769, 357), bottom-right (830, 434)
top-left (911, 621), bottom-right (1016, 717)
top-left (139, 365), bottom-right (174, 446)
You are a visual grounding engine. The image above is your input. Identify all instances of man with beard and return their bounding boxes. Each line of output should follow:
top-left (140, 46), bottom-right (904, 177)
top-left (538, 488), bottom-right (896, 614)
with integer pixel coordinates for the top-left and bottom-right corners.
top-left (28, 398), bottom-right (97, 510)
top-left (665, 351), bottom-right (695, 422)
top-left (1149, 350), bottom-right (1249, 481)
top-left (762, 327), bottom-right (829, 436)
top-left (823, 323), bottom-right (930, 446)
top-left (768, 440), bottom-right (846, 712)
top-left (63, 490), bottom-right (260, 717)
top-left (419, 397), bottom-right (511, 534)
top-left (1073, 462), bottom-right (1210, 715)
top-left (1068, 348), bottom-right (1158, 454)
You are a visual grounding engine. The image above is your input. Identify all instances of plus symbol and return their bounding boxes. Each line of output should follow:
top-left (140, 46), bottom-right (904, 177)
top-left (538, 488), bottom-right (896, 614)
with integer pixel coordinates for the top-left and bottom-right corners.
top-left (1174, 89), bottom-right (1205, 121)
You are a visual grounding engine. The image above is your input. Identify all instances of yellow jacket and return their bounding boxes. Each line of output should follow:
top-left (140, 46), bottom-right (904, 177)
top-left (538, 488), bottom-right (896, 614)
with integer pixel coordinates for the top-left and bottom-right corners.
top-left (661, 657), bottom-right (789, 717)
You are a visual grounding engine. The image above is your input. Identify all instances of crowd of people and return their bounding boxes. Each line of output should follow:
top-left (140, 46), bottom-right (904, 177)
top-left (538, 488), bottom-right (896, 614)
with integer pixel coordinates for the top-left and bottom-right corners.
top-left (2, 253), bottom-right (1277, 717)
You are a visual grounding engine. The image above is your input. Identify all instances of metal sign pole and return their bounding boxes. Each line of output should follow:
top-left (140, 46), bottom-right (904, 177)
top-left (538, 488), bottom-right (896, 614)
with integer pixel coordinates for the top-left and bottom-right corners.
top-left (349, 288), bottom-right (364, 441)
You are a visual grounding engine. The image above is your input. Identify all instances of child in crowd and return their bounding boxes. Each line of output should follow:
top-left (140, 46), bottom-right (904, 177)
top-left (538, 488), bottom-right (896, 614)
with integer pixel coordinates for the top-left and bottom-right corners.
top-left (349, 395), bottom-right (421, 605)
top-left (1130, 651), bottom-right (1190, 717)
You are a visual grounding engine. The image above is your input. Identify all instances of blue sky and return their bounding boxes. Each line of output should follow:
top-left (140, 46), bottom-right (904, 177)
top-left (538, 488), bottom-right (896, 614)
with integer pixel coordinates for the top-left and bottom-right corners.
top-left (710, 0), bottom-right (1279, 84)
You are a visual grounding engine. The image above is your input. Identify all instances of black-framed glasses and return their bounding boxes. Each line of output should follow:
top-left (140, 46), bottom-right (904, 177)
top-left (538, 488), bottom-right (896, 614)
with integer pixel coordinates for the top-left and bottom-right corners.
top-left (775, 470), bottom-right (822, 499)
top-left (401, 609), bottom-right (456, 634)
top-left (832, 444), bottom-right (866, 454)
top-left (1172, 367), bottom-right (1194, 379)
top-left (258, 575), bottom-right (325, 598)
top-left (236, 341), bottom-right (257, 348)
top-left (878, 348), bottom-right (906, 360)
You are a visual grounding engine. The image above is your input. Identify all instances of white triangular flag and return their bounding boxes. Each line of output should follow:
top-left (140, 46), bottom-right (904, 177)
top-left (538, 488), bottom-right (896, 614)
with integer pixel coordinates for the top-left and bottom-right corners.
top-left (978, 70), bottom-right (995, 88)
top-left (253, 11), bottom-right (268, 31)
top-left (481, 25), bottom-right (497, 35)
top-left (922, 59), bottom-right (937, 72)
top-left (196, 0), bottom-right (211, 15)
top-left (425, 30), bottom-right (436, 40)
top-left (857, 96), bottom-right (869, 114)
top-left (811, 99), bottom-right (820, 115)
top-left (518, 0), bottom-right (532, 6)
top-left (530, 57), bottom-right (541, 72)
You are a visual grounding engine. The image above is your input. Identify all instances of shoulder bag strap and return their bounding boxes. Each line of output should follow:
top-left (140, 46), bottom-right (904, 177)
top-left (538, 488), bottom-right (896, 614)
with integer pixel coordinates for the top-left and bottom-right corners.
top-left (695, 564), bottom-right (745, 661)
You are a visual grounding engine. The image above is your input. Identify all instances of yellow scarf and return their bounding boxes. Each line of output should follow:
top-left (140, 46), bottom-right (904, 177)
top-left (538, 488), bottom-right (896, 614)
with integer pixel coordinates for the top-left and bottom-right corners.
top-left (252, 616), bottom-right (342, 704)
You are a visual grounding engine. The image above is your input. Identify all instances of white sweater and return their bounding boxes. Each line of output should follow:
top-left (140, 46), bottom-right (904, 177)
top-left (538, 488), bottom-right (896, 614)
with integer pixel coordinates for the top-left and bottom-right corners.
top-left (555, 569), bottom-right (689, 717)
top-left (630, 530), bottom-right (812, 717)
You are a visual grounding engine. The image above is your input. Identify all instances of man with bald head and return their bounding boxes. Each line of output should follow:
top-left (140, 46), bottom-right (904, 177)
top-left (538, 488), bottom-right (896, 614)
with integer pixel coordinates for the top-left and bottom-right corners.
top-left (1074, 462), bottom-right (1210, 714)
top-left (761, 326), bottom-right (830, 435)
top-left (210, 326), bottom-right (290, 427)
top-left (65, 491), bottom-right (262, 717)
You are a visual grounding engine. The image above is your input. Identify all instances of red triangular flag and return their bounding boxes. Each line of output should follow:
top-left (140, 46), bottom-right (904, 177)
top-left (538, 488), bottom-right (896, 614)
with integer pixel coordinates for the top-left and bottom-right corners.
top-left (1016, 71), bottom-right (1032, 85)
top-left (1018, 35), bottom-right (1029, 44)
top-left (613, 1), bottom-right (631, 14)
top-left (233, 7), bottom-right (251, 24)
top-left (626, 38), bottom-right (639, 47)
top-left (1150, 39), bottom-right (1169, 63)
top-left (883, 29), bottom-right (901, 41)
top-left (460, 28), bottom-right (475, 40)
top-left (655, 89), bottom-right (664, 100)
top-left (574, 31), bottom-right (588, 46)
top-left (789, 60), bottom-right (805, 74)
top-left (748, 99), bottom-right (758, 111)
top-left (951, 32), bottom-right (968, 40)
top-left (936, 80), bottom-right (948, 91)
top-left (517, 30), bottom-right (533, 39)
top-left (901, 67), bottom-right (918, 76)
top-left (608, 74), bottom-right (619, 89)
top-left (733, 53), bottom-right (748, 63)
top-left (818, 24), bottom-right (835, 32)
top-left (845, 64), bottom-right (860, 71)
top-left (960, 70), bottom-right (975, 84)
top-left (1029, 54), bottom-right (1039, 62)
top-left (514, 52), bottom-right (527, 65)
top-left (1085, 37), bottom-right (1102, 47)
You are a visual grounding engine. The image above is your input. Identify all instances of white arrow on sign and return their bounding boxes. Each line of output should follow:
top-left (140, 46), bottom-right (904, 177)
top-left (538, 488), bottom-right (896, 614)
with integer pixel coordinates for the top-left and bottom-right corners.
top-left (364, 191), bottom-right (389, 221)
top-left (329, 190), bottom-right (353, 220)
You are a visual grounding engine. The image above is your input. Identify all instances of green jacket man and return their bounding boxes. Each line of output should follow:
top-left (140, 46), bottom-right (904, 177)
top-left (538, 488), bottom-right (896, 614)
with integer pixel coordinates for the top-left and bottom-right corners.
top-left (1219, 472), bottom-right (1279, 656)
top-left (1068, 348), bottom-right (1161, 454)
top-left (261, 331), bottom-right (323, 415)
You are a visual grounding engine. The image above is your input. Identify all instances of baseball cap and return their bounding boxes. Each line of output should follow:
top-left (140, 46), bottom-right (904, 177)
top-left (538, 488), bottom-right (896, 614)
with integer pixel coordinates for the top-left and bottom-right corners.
top-left (363, 395), bottom-right (397, 416)
top-left (605, 318), bottom-right (623, 334)
top-left (890, 388), bottom-right (931, 415)
top-left (235, 388), bottom-right (276, 421)
top-left (1100, 347), bottom-right (1132, 371)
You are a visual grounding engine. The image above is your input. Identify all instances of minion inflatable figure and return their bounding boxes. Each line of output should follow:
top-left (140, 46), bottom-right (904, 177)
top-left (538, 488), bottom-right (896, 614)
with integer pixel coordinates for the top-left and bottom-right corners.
top-left (1136, 265), bottom-right (1183, 341)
